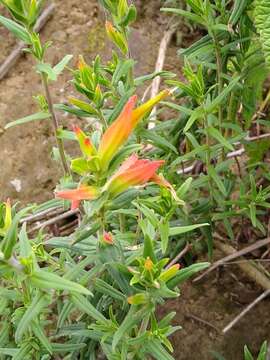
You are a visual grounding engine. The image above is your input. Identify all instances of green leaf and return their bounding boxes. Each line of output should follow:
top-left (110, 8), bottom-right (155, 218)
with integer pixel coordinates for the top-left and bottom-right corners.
top-left (135, 203), bottom-right (159, 228)
top-left (167, 262), bottom-right (210, 288)
top-left (5, 111), bottom-right (50, 129)
top-left (208, 165), bottom-right (227, 196)
top-left (183, 106), bottom-right (203, 132)
top-left (134, 71), bottom-right (175, 86)
top-left (32, 321), bottom-right (52, 354)
top-left (176, 177), bottom-right (193, 198)
top-left (249, 203), bottom-right (257, 227)
top-left (112, 306), bottom-right (150, 351)
top-left (71, 293), bottom-right (107, 323)
top-left (143, 235), bottom-right (156, 262)
top-left (140, 129), bottom-right (178, 154)
top-left (244, 345), bottom-right (254, 360)
top-left (51, 342), bottom-right (86, 353)
top-left (15, 292), bottom-right (50, 342)
top-left (19, 223), bottom-right (32, 259)
top-left (205, 77), bottom-right (240, 113)
top-left (30, 270), bottom-right (92, 295)
top-left (54, 103), bottom-right (93, 117)
top-left (160, 220), bottom-right (169, 254)
top-left (207, 127), bottom-right (234, 151)
top-left (0, 15), bottom-right (31, 43)
top-left (94, 278), bottom-right (126, 302)
top-left (257, 341), bottom-right (268, 360)
top-left (36, 63), bottom-right (57, 81)
top-left (13, 342), bottom-right (32, 360)
top-left (0, 348), bottom-right (19, 357)
top-left (161, 8), bottom-right (205, 26)
top-left (53, 54), bottom-right (73, 75)
top-left (169, 223), bottom-right (209, 236)
top-left (112, 59), bottom-right (135, 86)
top-left (145, 339), bottom-right (174, 360)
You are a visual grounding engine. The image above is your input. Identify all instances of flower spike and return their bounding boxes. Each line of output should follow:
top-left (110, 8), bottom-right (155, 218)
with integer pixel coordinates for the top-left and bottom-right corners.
top-left (97, 91), bottom-right (170, 171)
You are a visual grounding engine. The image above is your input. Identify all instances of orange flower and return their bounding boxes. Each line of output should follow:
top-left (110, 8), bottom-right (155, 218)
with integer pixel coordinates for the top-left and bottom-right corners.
top-left (55, 185), bottom-right (99, 209)
top-left (77, 55), bottom-right (87, 70)
top-left (98, 90), bottom-right (170, 171)
top-left (104, 154), bottom-right (164, 196)
top-left (98, 95), bottom-right (137, 170)
top-left (144, 257), bottom-right (154, 271)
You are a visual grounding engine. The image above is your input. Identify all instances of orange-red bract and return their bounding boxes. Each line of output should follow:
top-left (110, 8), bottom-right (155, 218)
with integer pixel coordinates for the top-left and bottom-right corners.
top-left (55, 185), bottom-right (99, 209)
top-left (105, 154), bottom-right (165, 196)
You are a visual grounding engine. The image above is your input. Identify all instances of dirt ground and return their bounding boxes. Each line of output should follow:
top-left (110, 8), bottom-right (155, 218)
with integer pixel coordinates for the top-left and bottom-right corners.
top-left (0, 1), bottom-right (269, 359)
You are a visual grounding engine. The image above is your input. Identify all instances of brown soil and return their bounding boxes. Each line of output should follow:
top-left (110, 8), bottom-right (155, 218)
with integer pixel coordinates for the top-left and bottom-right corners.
top-left (0, 1), bottom-right (269, 359)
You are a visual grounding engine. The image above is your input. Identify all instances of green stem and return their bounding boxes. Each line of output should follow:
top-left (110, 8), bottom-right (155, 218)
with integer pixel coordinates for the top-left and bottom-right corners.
top-left (204, 114), bottom-right (214, 204)
top-left (41, 73), bottom-right (71, 176)
top-left (212, 35), bottom-right (223, 133)
top-left (98, 109), bottom-right (108, 129)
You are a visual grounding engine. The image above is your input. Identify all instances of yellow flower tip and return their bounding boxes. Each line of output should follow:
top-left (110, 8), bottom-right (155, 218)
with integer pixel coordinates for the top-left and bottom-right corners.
top-left (131, 90), bottom-right (170, 128)
top-left (103, 232), bottom-right (114, 245)
top-left (105, 21), bottom-right (114, 33)
top-left (77, 55), bottom-right (86, 70)
top-left (144, 257), bottom-right (154, 271)
top-left (127, 296), bottom-right (133, 305)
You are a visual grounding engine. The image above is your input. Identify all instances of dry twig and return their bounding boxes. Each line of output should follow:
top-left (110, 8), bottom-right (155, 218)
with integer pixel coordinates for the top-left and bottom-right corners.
top-left (166, 242), bottom-right (192, 269)
top-left (185, 313), bottom-right (220, 333)
top-left (148, 22), bottom-right (179, 129)
top-left (222, 289), bottom-right (270, 333)
top-left (28, 208), bottom-right (79, 233)
top-left (194, 236), bottom-right (270, 286)
top-left (177, 132), bottom-right (270, 175)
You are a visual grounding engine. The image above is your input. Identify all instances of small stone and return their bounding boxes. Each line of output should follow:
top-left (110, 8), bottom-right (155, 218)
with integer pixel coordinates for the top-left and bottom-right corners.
top-left (10, 179), bottom-right (22, 193)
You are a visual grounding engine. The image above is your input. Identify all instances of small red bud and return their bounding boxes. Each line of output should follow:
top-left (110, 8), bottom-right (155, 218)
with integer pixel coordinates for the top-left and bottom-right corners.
top-left (103, 232), bottom-right (114, 245)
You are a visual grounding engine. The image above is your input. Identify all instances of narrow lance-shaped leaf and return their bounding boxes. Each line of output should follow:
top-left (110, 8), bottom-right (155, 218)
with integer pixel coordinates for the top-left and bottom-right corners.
top-left (30, 270), bottom-right (92, 295)
top-left (207, 127), bottom-right (234, 151)
top-left (169, 223), bottom-right (209, 236)
top-left (112, 305), bottom-right (150, 351)
top-left (0, 15), bottom-right (32, 43)
top-left (5, 112), bottom-right (51, 130)
top-left (167, 262), bottom-right (210, 288)
top-left (145, 339), bottom-right (175, 360)
top-left (71, 293), bottom-right (107, 324)
top-left (15, 292), bottom-right (50, 342)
